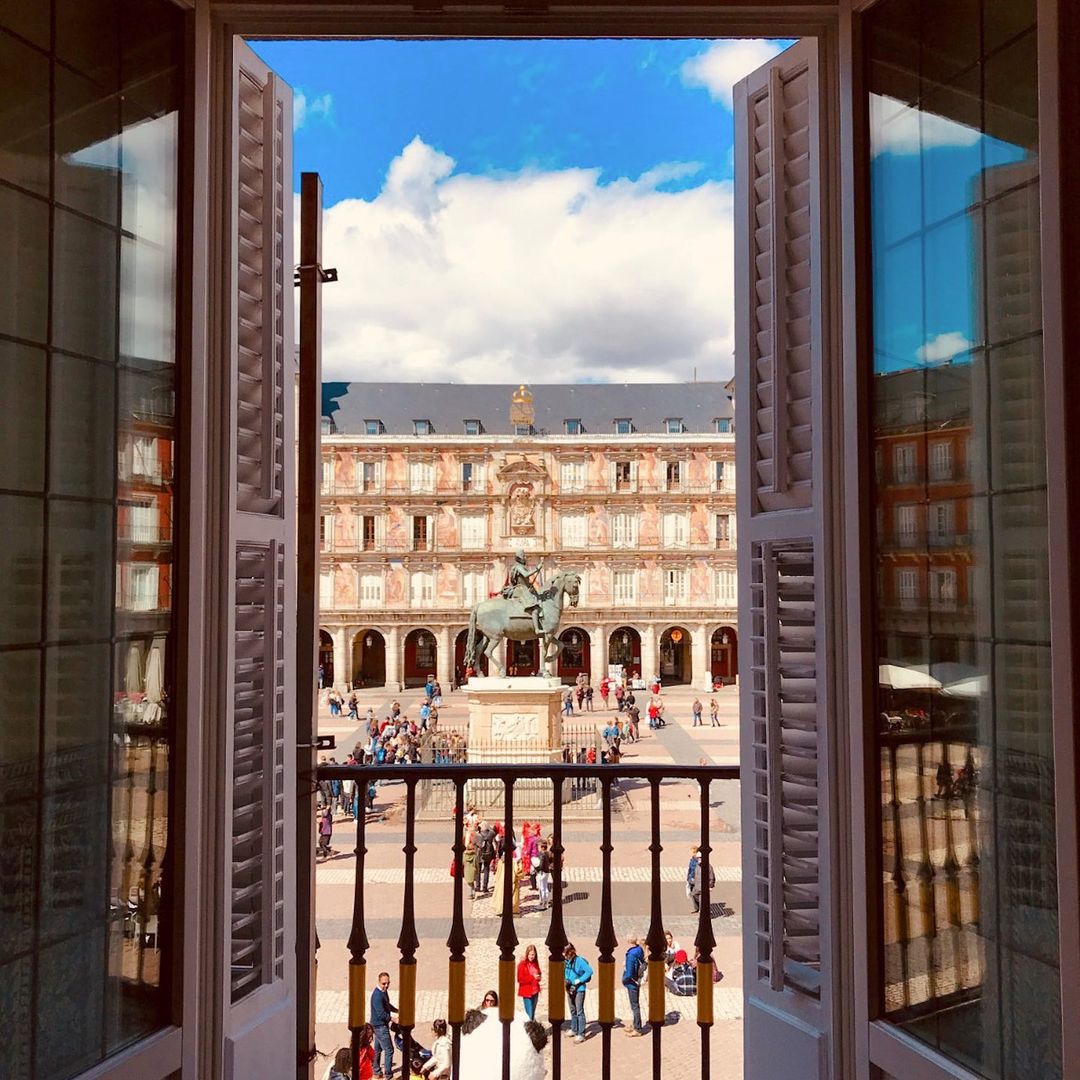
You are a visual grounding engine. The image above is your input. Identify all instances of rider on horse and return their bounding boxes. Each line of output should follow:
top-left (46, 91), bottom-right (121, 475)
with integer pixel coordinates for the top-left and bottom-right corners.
top-left (501, 550), bottom-right (545, 636)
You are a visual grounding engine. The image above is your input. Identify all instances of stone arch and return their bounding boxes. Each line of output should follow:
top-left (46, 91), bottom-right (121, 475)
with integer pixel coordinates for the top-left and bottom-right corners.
top-left (659, 625), bottom-right (692, 685)
top-left (351, 628), bottom-right (387, 688)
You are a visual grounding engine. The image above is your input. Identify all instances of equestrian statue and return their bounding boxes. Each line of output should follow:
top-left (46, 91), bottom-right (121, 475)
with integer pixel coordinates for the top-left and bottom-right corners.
top-left (464, 552), bottom-right (581, 677)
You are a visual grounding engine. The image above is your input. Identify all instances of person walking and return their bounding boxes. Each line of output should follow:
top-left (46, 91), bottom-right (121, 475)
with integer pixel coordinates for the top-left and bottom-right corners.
top-left (621, 935), bottom-right (648, 1036)
top-left (517, 944), bottom-right (543, 1020)
top-left (709, 698), bottom-right (720, 727)
top-left (627, 703), bottom-right (641, 742)
top-left (370, 972), bottom-right (398, 1079)
top-left (692, 698), bottom-right (703, 727)
top-left (317, 806), bottom-right (333, 858)
top-left (463, 836), bottom-right (478, 900)
top-left (585, 684), bottom-right (594, 712)
top-left (614, 683), bottom-right (625, 712)
top-left (562, 688), bottom-right (574, 717)
top-left (563, 942), bottom-right (593, 1042)
top-left (599, 677), bottom-right (610, 709)
top-left (690, 851), bottom-right (716, 914)
top-left (477, 821), bottom-right (496, 895)
top-left (535, 840), bottom-right (553, 909)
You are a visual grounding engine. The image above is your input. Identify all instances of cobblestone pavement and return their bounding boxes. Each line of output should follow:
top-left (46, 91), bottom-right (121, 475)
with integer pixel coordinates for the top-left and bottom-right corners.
top-left (314, 682), bottom-right (743, 1079)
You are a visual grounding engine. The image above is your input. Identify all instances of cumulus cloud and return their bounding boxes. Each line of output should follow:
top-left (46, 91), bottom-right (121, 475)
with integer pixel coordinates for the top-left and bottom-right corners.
top-left (917, 331), bottom-right (972, 364)
top-left (294, 90), bottom-right (334, 131)
top-left (870, 94), bottom-right (981, 156)
top-left (308, 138), bottom-right (735, 384)
top-left (680, 39), bottom-right (787, 108)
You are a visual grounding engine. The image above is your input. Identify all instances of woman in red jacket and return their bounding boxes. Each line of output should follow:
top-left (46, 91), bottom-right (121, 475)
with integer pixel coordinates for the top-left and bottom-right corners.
top-left (516, 943), bottom-right (542, 1020)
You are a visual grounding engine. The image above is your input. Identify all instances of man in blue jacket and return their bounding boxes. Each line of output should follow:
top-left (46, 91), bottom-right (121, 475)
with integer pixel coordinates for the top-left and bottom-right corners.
top-left (370, 970), bottom-right (398, 1078)
top-left (563, 942), bottom-right (593, 1042)
top-left (621, 934), bottom-right (648, 1036)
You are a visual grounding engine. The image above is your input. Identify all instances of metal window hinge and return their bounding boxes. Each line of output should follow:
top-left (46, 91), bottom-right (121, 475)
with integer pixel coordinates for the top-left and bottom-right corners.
top-left (293, 264), bottom-right (338, 286)
top-left (298, 735), bottom-right (336, 751)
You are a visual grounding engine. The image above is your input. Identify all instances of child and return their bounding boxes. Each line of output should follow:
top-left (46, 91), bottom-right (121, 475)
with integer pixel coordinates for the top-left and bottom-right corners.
top-left (328, 1046), bottom-right (352, 1080)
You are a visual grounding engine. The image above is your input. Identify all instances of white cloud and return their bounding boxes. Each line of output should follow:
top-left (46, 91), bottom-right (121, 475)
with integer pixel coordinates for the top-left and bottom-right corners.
top-left (294, 90), bottom-right (334, 131)
top-left (307, 139), bottom-right (735, 384)
top-left (870, 94), bottom-right (981, 156)
top-left (917, 331), bottom-right (972, 364)
top-left (680, 39), bottom-right (787, 108)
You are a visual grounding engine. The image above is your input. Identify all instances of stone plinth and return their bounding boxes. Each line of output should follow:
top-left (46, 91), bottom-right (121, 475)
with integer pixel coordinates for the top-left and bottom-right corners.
top-left (465, 675), bottom-right (565, 810)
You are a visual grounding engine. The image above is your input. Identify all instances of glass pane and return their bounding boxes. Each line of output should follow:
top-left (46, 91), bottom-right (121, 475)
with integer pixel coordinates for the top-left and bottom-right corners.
top-left (0, 3), bottom-right (182, 1074)
top-left (867, 1), bottom-right (1059, 1076)
top-left (0, 31), bottom-right (51, 195)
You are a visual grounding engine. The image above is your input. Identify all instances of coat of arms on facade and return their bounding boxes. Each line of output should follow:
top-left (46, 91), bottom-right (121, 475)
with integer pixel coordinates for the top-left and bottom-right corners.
top-left (508, 483), bottom-right (536, 534)
top-left (497, 456), bottom-right (548, 538)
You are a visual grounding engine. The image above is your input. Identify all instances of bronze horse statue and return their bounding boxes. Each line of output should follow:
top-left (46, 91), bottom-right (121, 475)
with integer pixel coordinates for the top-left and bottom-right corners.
top-left (464, 570), bottom-right (581, 677)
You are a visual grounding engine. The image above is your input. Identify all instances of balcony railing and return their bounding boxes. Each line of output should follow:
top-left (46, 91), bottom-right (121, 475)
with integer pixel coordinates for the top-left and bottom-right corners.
top-left (316, 760), bottom-right (739, 1080)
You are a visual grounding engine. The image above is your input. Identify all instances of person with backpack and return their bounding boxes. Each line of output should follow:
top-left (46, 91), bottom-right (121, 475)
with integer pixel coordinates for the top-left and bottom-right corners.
top-left (366, 780), bottom-right (377, 813)
top-left (621, 935), bottom-right (648, 1036)
top-left (562, 942), bottom-right (593, 1042)
top-left (692, 698), bottom-right (703, 727)
top-left (690, 851), bottom-right (716, 913)
top-left (477, 821), bottom-right (496, 895)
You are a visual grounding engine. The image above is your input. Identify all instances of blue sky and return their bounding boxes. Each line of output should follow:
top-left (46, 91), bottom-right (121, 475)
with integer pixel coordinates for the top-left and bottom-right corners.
top-left (250, 39), bottom-right (758, 206)
top-left (244, 38), bottom-right (1029, 384)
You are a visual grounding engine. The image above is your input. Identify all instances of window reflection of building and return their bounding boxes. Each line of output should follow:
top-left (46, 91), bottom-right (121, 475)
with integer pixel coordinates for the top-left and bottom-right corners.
top-left (868, 2), bottom-right (1057, 1074)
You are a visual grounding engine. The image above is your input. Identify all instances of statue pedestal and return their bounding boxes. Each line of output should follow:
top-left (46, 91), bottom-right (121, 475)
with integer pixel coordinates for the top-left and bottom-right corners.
top-left (465, 676), bottom-right (565, 810)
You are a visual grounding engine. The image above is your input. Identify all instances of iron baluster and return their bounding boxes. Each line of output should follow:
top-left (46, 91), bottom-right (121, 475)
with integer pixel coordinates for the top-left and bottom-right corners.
top-left (397, 777), bottom-right (420, 1073)
top-left (348, 766), bottom-right (370, 1079)
top-left (695, 775), bottom-right (717, 1080)
top-left (645, 776), bottom-right (666, 1079)
top-left (545, 775), bottom-right (569, 1080)
top-left (447, 777), bottom-right (468, 1080)
top-left (595, 774), bottom-right (617, 1077)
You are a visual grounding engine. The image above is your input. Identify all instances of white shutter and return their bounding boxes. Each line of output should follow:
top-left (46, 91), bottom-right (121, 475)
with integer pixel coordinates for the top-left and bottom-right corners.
top-left (734, 39), bottom-right (835, 1078)
top-left (225, 40), bottom-right (297, 1059)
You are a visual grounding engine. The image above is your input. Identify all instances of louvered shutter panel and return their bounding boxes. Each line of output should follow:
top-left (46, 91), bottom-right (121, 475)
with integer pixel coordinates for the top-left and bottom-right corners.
top-left (225, 40), bottom-right (297, 1067)
top-left (734, 39), bottom-right (835, 1078)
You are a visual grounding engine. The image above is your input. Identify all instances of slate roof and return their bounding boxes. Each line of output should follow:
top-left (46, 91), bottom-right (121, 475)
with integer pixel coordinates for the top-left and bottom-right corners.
top-left (322, 381), bottom-right (734, 436)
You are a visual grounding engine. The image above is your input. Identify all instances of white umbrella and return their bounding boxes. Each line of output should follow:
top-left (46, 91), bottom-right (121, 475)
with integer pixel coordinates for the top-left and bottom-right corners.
top-left (142, 637), bottom-right (166, 723)
top-left (125, 642), bottom-right (143, 695)
top-left (878, 664), bottom-right (942, 691)
top-left (941, 675), bottom-right (989, 698)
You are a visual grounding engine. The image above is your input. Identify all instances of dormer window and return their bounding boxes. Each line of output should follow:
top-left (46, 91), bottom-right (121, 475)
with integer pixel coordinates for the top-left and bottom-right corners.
top-left (365, 419), bottom-right (384, 436)
top-left (464, 419), bottom-right (482, 435)
top-left (564, 418), bottom-right (583, 435)
top-left (665, 418), bottom-right (684, 434)
top-left (514, 423), bottom-right (534, 437)
top-left (615, 418), bottom-right (633, 435)
top-left (715, 418), bottom-right (732, 434)
top-left (413, 419), bottom-right (433, 436)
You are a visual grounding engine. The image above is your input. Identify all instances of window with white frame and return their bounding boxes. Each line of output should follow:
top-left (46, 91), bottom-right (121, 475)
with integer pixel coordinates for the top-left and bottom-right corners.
top-left (613, 569), bottom-right (636, 604)
top-left (413, 419), bottom-right (432, 435)
top-left (612, 460), bottom-right (634, 490)
top-left (319, 570), bottom-right (334, 609)
top-left (359, 459), bottom-right (380, 492)
top-left (662, 512), bottom-right (689, 548)
top-left (663, 567), bottom-right (689, 604)
top-left (409, 460), bottom-right (435, 493)
top-left (364, 419), bottom-right (382, 436)
top-left (459, 513), bottom-right (486, 550)
top-left (320, 513), bottom-right (333, 550)
top-left (560, 459), bottom-right (586, 492)
top-left (461, 460), bottom-right (484, 492)
top-left (357, 513), bottom-right (381, 551)
top-left (714, 460), bottom-right (728, 491)
top-left (564, 418), bottom-right (583, 435)
top-left (615, 418), bottom-right (633, 435)
top-left (895, 504), bottom-right (918, 546)
top-left (665, 461), bottom-right (681, 490)
top-left (321, 457), bottom-right (333, 492)
top-left (462, 569), bottom-right (487, 607)
top-left (464, 419), bottom-right (482, 435)
top-left (128, 500), bottom-right (157, 542)
top-left (714, 513), bottom-right (732, 547)
top-left (666, 418), bottom-right (683, 434)
top-left (714, 418), bottom-right (731, 434)
top-left (715, 568), bottom-right (737, 605)
top-left (893, 442), bottom-right (917, 483)
top-left (410, 571), bottom-right (434, 607)
top-left (929, 440), bottom-right (953, 481)
top-left (929, 567), bottom-right (957, 608)
top-left (895, 567), bottom-right (918, 601)
top-left (129, 564), bottom-right (159, 611)
top-left (929, 501), bottom-right (954, 544)
top-left (132, 435), bottom-right (157, 478)
top-left (560, 513), bottom-right (587, 549)
top-left (359, 571), bottom-right (383, 608)
top-left (412, 515), bottom-right (432, 551)
top-left (612, 512), bottom-right (637, 548)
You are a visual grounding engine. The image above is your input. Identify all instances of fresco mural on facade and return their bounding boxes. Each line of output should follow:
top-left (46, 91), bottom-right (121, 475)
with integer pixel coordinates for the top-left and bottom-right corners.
top-left (588, 507), bottom-right (609, 546)
top-left (386, 507), bottom-right (407, 549)
top-left (386, 567), bottom-right (406, 604)
top-left (637, 451), bottom-right (657, 489)
top-left (437, 563), bottom-right (459, 603)
top-left (639, 505), bottom-right (660, 546)
top-left (439, 509), bottom-right (459, 548)
top-left (690, 506), bottom-right (710, 545)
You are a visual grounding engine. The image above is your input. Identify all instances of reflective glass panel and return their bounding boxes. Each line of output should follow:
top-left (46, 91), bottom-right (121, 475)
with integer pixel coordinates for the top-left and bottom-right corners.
top-left (867, 1), bottom-right (1059, 1076)
top-left (0, 3), bottom-right (183, 1077)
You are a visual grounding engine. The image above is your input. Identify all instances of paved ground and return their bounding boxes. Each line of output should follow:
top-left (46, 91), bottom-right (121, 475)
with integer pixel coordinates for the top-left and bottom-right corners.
top-left (313, 681), bottom-right (743, 1079)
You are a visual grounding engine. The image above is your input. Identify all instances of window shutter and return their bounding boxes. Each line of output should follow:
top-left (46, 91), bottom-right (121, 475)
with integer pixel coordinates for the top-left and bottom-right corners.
top-left (226, 40), bottom-right (296, 1025)
top-left (734, 39), bottom-right (835, 1077)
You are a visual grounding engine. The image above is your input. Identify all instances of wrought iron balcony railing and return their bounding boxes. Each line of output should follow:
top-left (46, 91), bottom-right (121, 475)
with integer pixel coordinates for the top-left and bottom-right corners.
top-left (316, 760), bottom-right (740, 1080)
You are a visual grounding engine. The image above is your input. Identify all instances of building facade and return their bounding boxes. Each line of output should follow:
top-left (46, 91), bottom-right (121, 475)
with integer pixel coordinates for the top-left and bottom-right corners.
top-left (318, 382), bottom-right (738, 689)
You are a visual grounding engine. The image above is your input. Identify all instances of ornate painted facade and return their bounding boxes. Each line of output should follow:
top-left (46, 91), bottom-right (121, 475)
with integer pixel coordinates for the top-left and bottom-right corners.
top-left (318, 382), bottom-right (738, 689)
